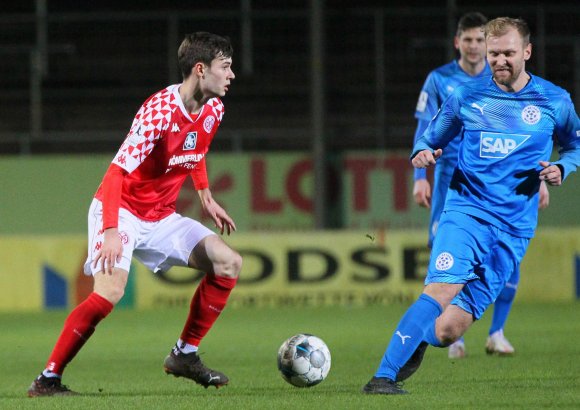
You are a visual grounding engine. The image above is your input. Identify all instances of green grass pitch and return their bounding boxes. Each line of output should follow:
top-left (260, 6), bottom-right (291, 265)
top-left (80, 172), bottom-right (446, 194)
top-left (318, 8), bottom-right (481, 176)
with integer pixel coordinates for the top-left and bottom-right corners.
top-left (1, 302), bottom-right (579, 409)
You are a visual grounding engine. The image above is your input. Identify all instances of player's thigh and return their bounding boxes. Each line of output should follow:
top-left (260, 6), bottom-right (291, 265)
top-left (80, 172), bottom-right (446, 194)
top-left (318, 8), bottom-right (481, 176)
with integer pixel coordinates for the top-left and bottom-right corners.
top-left (188, 234), bottom-right (241, 276)
top-left (134, 213), bottom-right (214, 273)
top-left (426, 211), bottom-right (494, 285)
top-left (93, 267), bottom-right (129, 304)
top-left (84, 199), bottom-right (137, 275)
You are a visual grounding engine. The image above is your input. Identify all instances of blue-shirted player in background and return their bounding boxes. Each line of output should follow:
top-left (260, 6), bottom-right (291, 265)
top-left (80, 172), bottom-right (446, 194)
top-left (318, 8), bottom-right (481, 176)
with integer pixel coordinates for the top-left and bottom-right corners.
top-left (412, 12), bottom-right (549, 360)
top-left (363, 16), bottom-right (580, 395)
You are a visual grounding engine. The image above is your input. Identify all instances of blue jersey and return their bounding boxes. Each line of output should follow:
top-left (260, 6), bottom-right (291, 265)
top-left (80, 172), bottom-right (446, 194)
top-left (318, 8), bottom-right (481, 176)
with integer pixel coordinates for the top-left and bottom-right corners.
top-left (414, 60), bottom-right (492, 180)
top-left (413, 73), bottom-right (580, 238)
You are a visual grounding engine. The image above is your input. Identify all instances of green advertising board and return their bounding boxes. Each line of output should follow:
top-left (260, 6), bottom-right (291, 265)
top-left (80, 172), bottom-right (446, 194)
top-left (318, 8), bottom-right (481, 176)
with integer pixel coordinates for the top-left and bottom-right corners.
top-left (0, 153), bottom-right (578, 234)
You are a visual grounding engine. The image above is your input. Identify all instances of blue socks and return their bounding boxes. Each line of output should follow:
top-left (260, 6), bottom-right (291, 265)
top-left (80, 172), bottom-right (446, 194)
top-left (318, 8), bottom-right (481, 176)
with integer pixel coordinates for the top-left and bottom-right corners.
top-left (489, 283), bottom-right (517, 334)
top-left (375, 294), bottom-right (443, 380)
top-left (423, 320), bottom-right (444, 347)
top-left (490, 267), bottom-right (519, 335)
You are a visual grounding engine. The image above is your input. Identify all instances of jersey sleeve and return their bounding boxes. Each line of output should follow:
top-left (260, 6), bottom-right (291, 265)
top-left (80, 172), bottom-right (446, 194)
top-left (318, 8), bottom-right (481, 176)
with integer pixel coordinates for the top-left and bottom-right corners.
top-left (411, 91), bottom-right (463, 159)
top-left (189, 97), bottom-right (224, 190)
top-left (414, 72), bottom-right (440, 122)
top-left (190, 157), bottom-right (209, 190)
top-left (552, 94), bottom-right (580, 180)
top-left (100, 164), bottom-right (128, 229)
top-left (112, 92), bottom-right (171, 173)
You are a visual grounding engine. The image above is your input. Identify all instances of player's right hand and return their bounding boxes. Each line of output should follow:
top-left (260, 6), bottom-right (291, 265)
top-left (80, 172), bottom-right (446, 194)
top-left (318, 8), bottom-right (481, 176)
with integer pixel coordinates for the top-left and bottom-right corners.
top-left (412, 149), bottom-right (442, 168)
top-left (413, 179), bottom-right (431, 208)
top-left (93, 228), bottom-right (123, 275)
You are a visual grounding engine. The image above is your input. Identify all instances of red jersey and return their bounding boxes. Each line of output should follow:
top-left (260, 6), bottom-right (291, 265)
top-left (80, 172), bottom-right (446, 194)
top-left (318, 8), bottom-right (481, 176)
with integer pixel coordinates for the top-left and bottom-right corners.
top-left (95, 84), bottom-right (225, 222)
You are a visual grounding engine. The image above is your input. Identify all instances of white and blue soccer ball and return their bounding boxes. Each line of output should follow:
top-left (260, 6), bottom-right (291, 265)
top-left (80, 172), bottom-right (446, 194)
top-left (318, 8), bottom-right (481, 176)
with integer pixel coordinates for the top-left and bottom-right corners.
top-left (277, 333), bottom-right (331, 387)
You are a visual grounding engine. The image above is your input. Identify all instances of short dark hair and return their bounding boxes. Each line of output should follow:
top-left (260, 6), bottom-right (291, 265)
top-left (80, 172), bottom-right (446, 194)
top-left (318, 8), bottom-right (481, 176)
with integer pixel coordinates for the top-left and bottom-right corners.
top-left (177, 32), bottom-right (233, 80)
top-left (485, 17), bottom-right (531, 46)
top-left (456, 12), bottom-right (488, 36)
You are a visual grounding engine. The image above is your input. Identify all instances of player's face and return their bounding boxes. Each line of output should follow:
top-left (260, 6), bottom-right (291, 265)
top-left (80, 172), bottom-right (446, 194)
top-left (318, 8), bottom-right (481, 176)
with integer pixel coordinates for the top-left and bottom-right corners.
top-left (455, 27), bottom-right (486, 66)
top-left (202, 56), bottom-right (235, 97)
top-left (486, 28), bottom-right (531, 89)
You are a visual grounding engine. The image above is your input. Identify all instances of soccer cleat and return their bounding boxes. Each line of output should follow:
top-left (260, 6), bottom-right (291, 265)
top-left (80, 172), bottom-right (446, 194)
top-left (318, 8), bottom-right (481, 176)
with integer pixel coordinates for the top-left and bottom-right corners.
top-left (27, 375), bottom-right (77, 397)
top-left (164, 347), bottom-right (229, 388)
top-left (396, 341), bottom-right (428, 382)
top-left (485, 329), bottom-right (515, 356)
top-left (448, 339), bottom-right (466, 359)
top-left (362, 377), bottom-right (408, 395)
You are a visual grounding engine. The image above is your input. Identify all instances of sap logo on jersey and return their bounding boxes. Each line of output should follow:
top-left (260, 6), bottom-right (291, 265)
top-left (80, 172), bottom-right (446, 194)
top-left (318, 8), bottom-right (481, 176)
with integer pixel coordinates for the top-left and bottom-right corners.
top-left (480, 132), bottom-right (530, 159)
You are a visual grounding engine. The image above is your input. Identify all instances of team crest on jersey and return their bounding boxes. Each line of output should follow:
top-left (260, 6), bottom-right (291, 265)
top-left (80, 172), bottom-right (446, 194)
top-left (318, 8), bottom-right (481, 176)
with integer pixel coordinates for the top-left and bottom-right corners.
top-left (203, 116), bottom-right (215, 133)
top-left (183, 132), bottom-right (197, 150)
top-left (521, 105), bottom-right (541, 125)
top-left (480, 132), bottom-right (530, 159)
top-left (118, 231), bottom-right (129, 245)
top-left (435, 252), bottom-right (454, 271)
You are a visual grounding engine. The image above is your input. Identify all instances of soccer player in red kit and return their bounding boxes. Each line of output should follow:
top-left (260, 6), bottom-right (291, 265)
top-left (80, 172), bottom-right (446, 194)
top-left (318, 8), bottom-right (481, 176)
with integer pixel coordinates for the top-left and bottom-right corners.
top-left (28, 32), bottom-right (241, 397)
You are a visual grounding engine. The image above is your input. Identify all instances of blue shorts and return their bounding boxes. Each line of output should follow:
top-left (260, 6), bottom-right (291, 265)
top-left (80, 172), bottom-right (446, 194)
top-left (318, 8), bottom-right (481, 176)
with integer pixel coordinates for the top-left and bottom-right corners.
top-left (426, 210), bottom-right (529, 319)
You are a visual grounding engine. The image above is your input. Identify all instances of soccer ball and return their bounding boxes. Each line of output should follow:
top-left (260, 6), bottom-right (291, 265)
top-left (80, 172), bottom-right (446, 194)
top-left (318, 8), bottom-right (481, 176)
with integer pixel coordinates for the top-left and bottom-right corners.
top-left (277, 333), bottom-right (331, 387)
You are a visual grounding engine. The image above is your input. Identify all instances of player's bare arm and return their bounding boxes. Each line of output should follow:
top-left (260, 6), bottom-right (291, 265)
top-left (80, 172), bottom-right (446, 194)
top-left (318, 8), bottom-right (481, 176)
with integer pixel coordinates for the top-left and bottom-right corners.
top-left (198, 188), bottom-right (237, 235)
top-left (413, 179), bottom-right (432, 208)
top-left (412, 149), bottom-right (443, 168)
top-left (538, 180), bottom-right (549, 209)
top-left (93, 228), bottom-right (123, 274)
top-left (538, 161), bottom-right (562, 186)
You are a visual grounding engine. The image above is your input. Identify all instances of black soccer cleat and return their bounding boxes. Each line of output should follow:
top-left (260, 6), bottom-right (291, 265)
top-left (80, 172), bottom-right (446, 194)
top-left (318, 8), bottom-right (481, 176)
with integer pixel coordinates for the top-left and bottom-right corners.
top-left (396, 341), bottom-right (428, 382)
top-left (164, 347), bottom-right (229, 389)
top-left (361, 377), bottom-right (408, 395)
top-left (27, 374), bottom-right (78, 397)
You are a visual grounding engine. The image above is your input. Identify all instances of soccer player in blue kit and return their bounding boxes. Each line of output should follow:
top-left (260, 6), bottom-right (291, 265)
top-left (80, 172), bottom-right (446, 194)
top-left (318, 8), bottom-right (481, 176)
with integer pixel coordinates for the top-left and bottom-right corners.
top-left (363, 17), bottom-right (580, 395)
top-left (412, 12), bottom-right (549, 359)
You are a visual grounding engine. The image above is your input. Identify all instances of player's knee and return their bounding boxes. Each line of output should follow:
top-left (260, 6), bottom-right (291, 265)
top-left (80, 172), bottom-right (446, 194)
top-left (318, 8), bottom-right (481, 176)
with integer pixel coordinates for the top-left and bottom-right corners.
top-left (436, 323), bottom-right (462, 345)
top-left (96, 285), bottom-right (125, 305)
top-left (93, 271), bottom-right (128, 305)
top-left (231, 251), bottom-right (242, 277)
top-left (216, 249), bottom-right (242, 279)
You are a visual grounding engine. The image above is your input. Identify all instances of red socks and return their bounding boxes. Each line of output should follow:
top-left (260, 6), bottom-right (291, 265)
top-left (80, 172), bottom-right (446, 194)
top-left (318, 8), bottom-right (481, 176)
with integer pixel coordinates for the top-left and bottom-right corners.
top-left (180, 274), bottom-right (237, 346)
top-left (44, 275), bottom-right (235, 375)
top-left (45, 292), bottom-right (113, 375)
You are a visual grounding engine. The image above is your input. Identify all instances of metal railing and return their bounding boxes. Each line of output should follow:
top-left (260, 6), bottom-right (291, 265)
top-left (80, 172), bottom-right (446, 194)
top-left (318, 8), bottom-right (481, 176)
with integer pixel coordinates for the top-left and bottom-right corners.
top-left (1, 2), bottom-right (579, 155)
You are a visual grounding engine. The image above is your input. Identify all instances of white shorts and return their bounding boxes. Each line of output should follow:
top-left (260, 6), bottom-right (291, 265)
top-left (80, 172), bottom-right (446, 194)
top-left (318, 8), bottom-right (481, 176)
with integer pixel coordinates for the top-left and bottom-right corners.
top-left (84, 198), bottom-right (215, 275)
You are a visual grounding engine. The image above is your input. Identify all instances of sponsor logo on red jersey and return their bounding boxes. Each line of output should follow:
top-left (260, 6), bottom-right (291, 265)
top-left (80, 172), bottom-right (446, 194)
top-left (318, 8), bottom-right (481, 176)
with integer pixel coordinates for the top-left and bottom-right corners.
top-left (168, 153), bottom-right (204, 167)
top-left (183, 132), bottom-right (197, 150)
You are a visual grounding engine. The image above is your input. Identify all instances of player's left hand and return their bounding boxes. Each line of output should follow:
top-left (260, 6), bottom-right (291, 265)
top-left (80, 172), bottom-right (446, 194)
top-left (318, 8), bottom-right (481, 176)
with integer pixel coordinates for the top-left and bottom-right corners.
top-left (208, 202), bottom-right (236, 235)
top-left (539, 161), bottom-right (562, 186)
top-left (199, 189), bottom-right (237, 235)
